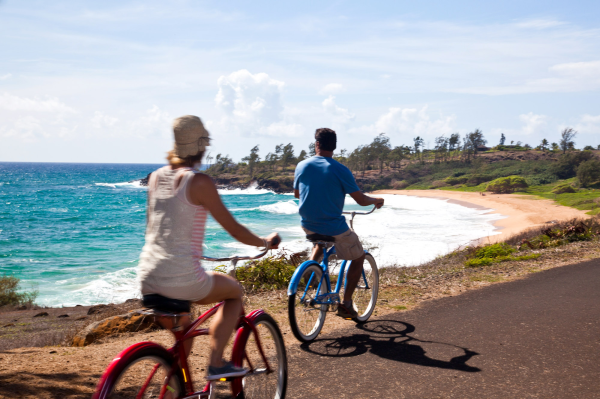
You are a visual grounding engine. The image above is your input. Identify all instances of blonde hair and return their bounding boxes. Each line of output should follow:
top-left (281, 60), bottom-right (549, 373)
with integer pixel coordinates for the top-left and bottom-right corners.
top-left (166, 150), bottom-right (204, 167)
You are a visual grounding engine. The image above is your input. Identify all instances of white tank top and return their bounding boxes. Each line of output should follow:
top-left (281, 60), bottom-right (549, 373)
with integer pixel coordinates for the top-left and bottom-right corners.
top-left (137, 166), bottom-right (209, 288)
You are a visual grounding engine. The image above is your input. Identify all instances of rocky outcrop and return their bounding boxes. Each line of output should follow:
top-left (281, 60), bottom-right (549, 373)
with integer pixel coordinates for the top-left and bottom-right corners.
top-left (72, 311), bottom-right (157, 347)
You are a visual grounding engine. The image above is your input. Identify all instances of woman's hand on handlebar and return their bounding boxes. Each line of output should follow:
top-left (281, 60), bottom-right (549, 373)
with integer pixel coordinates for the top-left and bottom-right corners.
top-left (373, 197), bottom-right (384, 209)
top-left (263, 233), bottom-right (281, 250)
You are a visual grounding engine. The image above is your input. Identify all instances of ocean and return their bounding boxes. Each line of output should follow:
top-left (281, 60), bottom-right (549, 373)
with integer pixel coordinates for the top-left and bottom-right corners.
top-left (0, 162), bottom-right (504, 307)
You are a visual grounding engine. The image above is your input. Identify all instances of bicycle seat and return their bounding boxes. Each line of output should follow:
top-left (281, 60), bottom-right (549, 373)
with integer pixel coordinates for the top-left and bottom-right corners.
top-left (306, 233), bottom-right (335, 243)
top-left (142, 294), bottom-right (191, 313)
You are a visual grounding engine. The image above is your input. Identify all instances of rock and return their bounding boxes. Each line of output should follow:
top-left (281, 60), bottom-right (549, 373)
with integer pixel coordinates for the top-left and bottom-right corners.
top-left (125, 298), bottom-right (141, 304)
top-left (33, 312), bottom-right (49, 318)
top-left (49, 350), bottom-right (57, 354)
top-left (3, 323), bottom-right (15, 327)
top-left (57, 314), bottom-right (69, 318)
top-left (72, 311), bottom-right (157, 347)
top-left (137, 173), bottom-right (152, 187)
top-left (18, 305), bottom-right (27, 310)
top-left (75, 316), bottom-right (87, 321)
top-left (87, 304), bottom-right (115, 315)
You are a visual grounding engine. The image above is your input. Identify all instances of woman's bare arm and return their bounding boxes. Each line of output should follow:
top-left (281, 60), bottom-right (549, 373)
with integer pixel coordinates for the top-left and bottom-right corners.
top-left (189, 173), bottom-right (279, 248)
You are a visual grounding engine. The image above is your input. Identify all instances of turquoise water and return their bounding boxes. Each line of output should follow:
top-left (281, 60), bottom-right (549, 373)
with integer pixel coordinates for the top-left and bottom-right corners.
top-left (0, 162), bottom-right (504, 307)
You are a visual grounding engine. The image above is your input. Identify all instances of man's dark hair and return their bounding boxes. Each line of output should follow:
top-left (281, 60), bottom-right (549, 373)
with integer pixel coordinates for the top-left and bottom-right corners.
top-left (315, 128), bottom-right (337, 151)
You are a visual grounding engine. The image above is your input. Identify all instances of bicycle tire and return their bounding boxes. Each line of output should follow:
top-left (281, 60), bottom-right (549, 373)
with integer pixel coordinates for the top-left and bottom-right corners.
top-left (352, 253), bottom-right (379, 323)
top-left (232, 313), bottom-right (288, 399)
top-left (288, 264), bottom-right (327, 342)
top-left (94, 345), bottom-right (185, 399)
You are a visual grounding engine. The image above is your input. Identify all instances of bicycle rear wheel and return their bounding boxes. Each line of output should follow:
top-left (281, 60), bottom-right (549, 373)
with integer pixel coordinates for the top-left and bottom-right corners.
top-left (233, 313), bottom-right (288, 399)
top-left (352, 253), bottom-right (379, 323)
top-left (94, 345), bottom-right (184, 399)
top-left (288, 264), bottom-right (327, 342)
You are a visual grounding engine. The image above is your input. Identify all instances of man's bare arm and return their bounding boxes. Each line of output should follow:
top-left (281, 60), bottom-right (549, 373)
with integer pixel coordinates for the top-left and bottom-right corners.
top-left (349, 191), bottom-right (384, 209)
top-left (294, 189), bottom-right (300, 199)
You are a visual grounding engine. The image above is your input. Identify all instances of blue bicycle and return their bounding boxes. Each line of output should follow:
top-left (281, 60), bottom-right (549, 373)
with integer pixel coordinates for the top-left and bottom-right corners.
top-left (287, 205), bottom-right (379, 342)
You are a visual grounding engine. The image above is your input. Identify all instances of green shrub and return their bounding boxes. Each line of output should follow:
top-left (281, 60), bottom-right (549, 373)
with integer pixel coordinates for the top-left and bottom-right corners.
top-left (465, 258), bottom-right (494, 267)
top-left (445, 176), bottom-right (468, 185)
top-left (486, 175), bottom-right (528, 193)
top-left (552, 183), bottom-right (576, 194)
top-left (0, 275), bottom-right (38, 307)
top-left (216, 255), bottom-right (297, 292)
top-left (466, 174), bottom-right (493, 186)
top-left (577, 159), bottom-right (600, 188)
top-left (430, 180), bottom-right (449, 189)
top-left (473, 243), bottom-right (515, 259)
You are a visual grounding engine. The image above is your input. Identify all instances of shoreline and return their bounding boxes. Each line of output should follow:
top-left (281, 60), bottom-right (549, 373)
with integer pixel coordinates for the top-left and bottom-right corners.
top-left (373, 189), bottom-right (591, 244)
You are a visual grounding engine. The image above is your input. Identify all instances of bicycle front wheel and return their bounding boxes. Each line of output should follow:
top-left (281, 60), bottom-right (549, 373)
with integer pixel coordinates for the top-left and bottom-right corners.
top-left (288, 264), bottom-right (327, 342)
top-left (94, 345), bottom-right (184, 399)
top-left (352, 253), bottom-right (379, 323)
top-left (233, 313), bottom-right (288, 399)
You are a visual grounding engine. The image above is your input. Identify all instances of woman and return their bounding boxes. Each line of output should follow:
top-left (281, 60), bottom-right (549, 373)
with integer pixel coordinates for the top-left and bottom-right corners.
top-left (138, 115), bottom-right (280, 381)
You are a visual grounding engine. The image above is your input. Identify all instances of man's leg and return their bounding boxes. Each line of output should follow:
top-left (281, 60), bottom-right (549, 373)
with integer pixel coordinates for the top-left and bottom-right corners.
top-left (310, 244), bottom-right (323, 261)
top-left (343, 253), bottom-right (365, 304)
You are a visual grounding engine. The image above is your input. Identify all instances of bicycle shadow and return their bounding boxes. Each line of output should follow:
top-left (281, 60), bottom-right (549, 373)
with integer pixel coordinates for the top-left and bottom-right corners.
top-left (300, 319), bottom-right (481, 373)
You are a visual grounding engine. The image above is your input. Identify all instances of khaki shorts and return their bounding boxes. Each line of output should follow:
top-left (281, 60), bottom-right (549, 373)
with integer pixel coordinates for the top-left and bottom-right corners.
top-left (303, 227), bottom-right (364, 261)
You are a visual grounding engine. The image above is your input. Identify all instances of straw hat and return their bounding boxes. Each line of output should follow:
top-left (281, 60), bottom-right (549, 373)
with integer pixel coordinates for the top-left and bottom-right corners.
top-left (172, 115), bottom-right (210, 157)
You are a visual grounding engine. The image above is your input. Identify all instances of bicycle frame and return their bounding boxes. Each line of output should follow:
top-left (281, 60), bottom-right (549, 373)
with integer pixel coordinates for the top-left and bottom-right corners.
top-left (291, 246), bottom-right (371, 309)
top-left (94, 302), bottom-right (273, 399)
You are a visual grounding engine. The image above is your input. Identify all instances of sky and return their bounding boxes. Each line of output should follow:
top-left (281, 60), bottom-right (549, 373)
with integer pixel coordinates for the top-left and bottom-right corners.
top-left (1, 0), bottom-right (599, 163)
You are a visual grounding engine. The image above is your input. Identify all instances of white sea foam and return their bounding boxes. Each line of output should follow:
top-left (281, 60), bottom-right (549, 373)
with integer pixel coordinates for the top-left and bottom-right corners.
top-left (218, 182), bottom-right (274, 195)
top-left (257, 200), bottom-right (298, 214)
top-left (38, 266), bottom-right (140, 307)
top-left (95, 181), bottom-right (145, 189)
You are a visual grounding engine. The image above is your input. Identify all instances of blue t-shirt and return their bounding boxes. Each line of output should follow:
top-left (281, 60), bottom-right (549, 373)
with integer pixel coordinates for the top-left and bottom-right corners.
top-left (294, 156), bottom-right (360, 236)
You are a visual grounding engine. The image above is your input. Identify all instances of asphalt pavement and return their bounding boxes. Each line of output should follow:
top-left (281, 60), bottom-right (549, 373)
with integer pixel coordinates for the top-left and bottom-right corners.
top-left (286, 259), bottom-right (600, 398)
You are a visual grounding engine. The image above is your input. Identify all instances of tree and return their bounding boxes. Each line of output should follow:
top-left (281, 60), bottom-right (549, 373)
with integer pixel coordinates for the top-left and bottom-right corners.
top-left (551, 142), bottom-right (559, 151)
top-left (370, 133), bottom-right (392, 173)
top-left (559, 127), bottom-right (577, 154)
top-left (577, 159), bottom-right (600, 187)
top-left (499, 133), bottom-right (506, 146)
top-left (205, 152), bottom-right (214, 168)
top-left (434, 136), bottom-right (450, 163)
top-left (540, 139), bottom-right (549, 151)
top-left (265, 152), bottom-right (278, 172)
top-left (413, 136), bottom-right (424, 163)
top-left (583, 145), bottom-right (595, 151)
top-left (280, 143), bottom-right (295, 169)
top-left (467, 129), bottom-right (486, 154)
top-left (241, 145), bottom-right (261, 177)
top-left (296, 150), bottom-right (308, 163)
top-left (308, 142), bottom-right (316, 156)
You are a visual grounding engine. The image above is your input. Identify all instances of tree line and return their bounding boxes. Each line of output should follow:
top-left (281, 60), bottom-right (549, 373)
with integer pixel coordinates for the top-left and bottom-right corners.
top-left (204, 127), bottom-right (599, 178)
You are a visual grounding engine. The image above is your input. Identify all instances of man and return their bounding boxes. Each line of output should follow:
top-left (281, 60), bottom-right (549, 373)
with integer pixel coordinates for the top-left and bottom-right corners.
top-left (294, 128), bottom-right (384, 319)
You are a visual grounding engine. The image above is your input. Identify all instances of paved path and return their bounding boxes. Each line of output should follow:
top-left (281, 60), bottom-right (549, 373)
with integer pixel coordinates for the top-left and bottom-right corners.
top-left (286, 259), bottom-right (600, 398)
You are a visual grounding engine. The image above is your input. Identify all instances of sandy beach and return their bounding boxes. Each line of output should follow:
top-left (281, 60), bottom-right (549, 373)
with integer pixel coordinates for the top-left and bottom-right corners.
top-left (374, 190), bottom-right (591, 244)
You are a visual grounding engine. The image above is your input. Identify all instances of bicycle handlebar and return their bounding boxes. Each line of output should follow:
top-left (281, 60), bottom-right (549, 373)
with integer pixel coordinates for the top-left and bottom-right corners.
top-left (200, 235), bottom-right (281, 263)
top-left (342, 204), bottom-right (378, 216)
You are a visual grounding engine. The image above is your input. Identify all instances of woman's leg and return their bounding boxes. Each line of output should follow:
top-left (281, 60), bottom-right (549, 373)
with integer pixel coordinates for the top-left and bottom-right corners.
top-left (194, 273), bottom-right (243, 367)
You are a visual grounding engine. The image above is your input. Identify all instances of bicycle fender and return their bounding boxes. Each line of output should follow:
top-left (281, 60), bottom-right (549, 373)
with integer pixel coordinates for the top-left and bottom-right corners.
top-left (287, 260), bottom-right (321, 296)
top-left (93, 341), bottom-right (169, 399)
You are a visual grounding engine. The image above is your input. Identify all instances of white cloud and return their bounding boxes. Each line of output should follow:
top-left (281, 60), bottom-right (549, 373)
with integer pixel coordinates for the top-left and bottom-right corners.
top-left (0, 74), bottom-right (12, 80)
top-left (322, 95), bottom-right (355, 123)
top-left (91, 111), bottom-right (119, 129)
top-left (514, 19), bottom-right (566, 29)
top-left (575, 114), bottom-right (600, 136)
top-left (0, 92), bottom-right (78, 141)
top-left (128, 105), bottom-right (171, 138)
top-left (216, 69), bottom-right (284, 127)
top-left (0, 92), bottom-right (75, 113)
top-left (380, 74), bottom-right (391, 79)
top-left (319, 83), bottom-right (344, 95)
top-left (519, 112), bottom-right (547, 135)
top-left (212, 69), bottom-right (301, 138)
top-left (349, 106), bottom-right (456, 142)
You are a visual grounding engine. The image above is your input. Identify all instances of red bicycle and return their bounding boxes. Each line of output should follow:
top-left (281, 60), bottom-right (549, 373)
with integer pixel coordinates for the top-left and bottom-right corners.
top-left (93, 248), bottom-right (288, 399)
